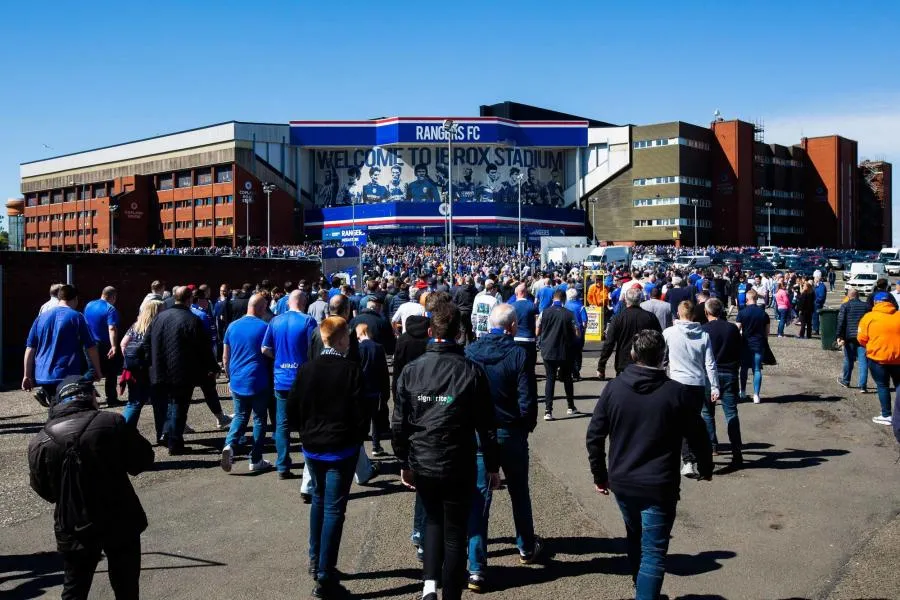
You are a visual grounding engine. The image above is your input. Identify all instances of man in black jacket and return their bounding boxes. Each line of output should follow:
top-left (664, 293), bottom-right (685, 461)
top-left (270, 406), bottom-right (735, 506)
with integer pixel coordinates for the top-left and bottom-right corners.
top-left (597, 287), bottom-right (662, 379)
top-left (837, 288), bottom-right (871, 391)
top-left (349, 295), bottom-right (396, 356)
top-left (28, 376), bottom-right (154, 599)
top-left (393, 302), bottom-right (500, 600)
top-left (537, 289), bottom-right (580, 420)
top-left (141, 285), bottom-right (217, 454)
top-left (451, 275), bottom-right (477, 346)
top-left (464, 303), bottom-right (542, 592)
top-left (701, 298), bottom-right (744, 469)
top-left (586, 330), bottom-right (712, 599)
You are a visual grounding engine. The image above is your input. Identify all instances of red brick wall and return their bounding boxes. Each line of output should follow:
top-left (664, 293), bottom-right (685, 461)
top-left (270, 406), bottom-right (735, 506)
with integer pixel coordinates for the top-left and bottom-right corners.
top-left (711, 120), bottom-right (755, 245)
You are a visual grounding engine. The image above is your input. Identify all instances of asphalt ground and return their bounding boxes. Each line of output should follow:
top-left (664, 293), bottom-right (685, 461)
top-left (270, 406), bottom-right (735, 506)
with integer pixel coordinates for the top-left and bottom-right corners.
top-left (2, 289), bottom-right (900, 599)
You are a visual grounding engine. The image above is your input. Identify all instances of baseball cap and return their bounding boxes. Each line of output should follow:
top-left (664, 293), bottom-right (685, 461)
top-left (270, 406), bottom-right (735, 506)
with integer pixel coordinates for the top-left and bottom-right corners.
top-left (55, 375), bottom-right (96, 406)
top-left (873, 291), bottom-right (891, 303)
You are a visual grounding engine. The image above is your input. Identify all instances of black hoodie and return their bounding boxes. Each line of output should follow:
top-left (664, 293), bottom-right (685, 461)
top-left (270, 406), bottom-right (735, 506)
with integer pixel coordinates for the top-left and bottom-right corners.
top-left (392, 314), bottom-right (429, 398)
top-left (586, 364), bottom-right (712, 503)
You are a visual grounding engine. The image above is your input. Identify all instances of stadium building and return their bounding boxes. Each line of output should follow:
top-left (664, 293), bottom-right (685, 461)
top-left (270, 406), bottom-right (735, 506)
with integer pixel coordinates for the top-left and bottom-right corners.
top-left (9, 102), bottom-right (891, 251)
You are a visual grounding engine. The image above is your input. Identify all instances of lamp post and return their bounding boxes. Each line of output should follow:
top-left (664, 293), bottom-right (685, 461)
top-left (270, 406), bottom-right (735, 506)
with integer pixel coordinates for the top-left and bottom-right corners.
top-left (691, 198), bottom-right (699, 254)
top-left (765, 201), bottom-right (773, 245)
top-left (588, 198), bottom-right (597, 245)
top-left (244, 196), bottom-right (251, 250)
top-left (263, 182), bottom-right (276, 255)
top-left (109, 204), bottom-right (118, 253)
top-left (442, 119), bottom-right (456, 277)
top-left (516, 172), bottom-right (525, 255)
top-left (68, 180), bottom-right (78, 252)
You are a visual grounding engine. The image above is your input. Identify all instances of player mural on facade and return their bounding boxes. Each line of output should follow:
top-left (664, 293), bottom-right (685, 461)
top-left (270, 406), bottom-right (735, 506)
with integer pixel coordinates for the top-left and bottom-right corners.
top-left (311, 146), bottom-right (573, 207)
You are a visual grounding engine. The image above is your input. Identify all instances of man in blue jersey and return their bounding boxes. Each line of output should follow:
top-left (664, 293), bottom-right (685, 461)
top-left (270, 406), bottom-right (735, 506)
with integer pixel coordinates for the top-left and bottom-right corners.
top-left (337, 167), bottom-right (362, 206)
top-left (543, 170), bottom-right (564, 207)
top-left (477, 163), bottom-right (503, 202)
top-left (327, 277), bottom-right (344, 300)
top-left (406, 163), bottom-right (442, 202)
top-left (565, 287), bottom-right (588, 380)
top-left (362, 167), bottom-right (389, 204)
top-left (498, 167), bottom-right (522, 204)
top-left (262, 290), bottom-right (318, 479)
top-left (456, 167), bottom-right (477, 202)
top-left (221, 294), bottom-right (273, 473)
top-left (274, 281), bottom-right (294, 316)
top-left (83, 286), bottom-right (122, 406)
top-left (535, 274), bottom-right (556, 315)
top-left (520, 167), bottom-right (542, 205)
top-left (24, 284), bottom-right (102, 406)
top-left (511, 283), bottom-right (539, 402)
top-left (386, 165), bottom-right (407, 202)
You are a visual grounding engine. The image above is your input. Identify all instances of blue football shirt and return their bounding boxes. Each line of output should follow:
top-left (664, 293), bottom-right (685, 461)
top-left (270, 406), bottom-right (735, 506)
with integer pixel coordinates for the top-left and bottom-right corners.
top-left (26, 306), bottom-right (96, 385)
top-left (223, 315), bottom-right (270, 396)
top-left (83, 298), bottom-right (119, 344)
top-left (262, 311), bottom-right (318, 391)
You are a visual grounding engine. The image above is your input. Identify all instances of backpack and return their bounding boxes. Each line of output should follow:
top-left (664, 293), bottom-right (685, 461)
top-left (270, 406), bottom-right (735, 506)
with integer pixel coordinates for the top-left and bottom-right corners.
top-left (123, 332), bottom-right (148, 371)
top-left (45, 412), bottom-right (99, 538)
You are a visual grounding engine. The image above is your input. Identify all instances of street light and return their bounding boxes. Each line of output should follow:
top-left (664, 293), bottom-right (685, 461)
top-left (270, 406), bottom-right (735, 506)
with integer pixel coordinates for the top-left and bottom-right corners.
top-left (442, 119), bottom-right (457, 277)
top-left (516, 171), bottom-right (525, 255)
top-left (690, 198), bottom-right (699, 254)
top-left (263, 182), bottom-right (276, 254)
top-left (765, 201), bottom-right (773, 245)
top-left (243, 194), bottom-right (252, 250)
top-left (109, 204), bottom-right (118, 253)
top-left (68, 180), bottom-right (79, 252)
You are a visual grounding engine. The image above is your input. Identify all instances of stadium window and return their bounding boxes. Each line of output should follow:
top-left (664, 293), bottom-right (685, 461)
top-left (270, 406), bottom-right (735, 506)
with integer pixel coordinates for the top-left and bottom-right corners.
top-left (159, 174), bottom-right (174, 190)
top-left (215, 165), bottom-right (233, 183)
top-left (195, 168), bottom-right (213, 186)
top-left (176, 171), bottom-right (192, 188)
top-left (94, 186), bottom-right (107, 198)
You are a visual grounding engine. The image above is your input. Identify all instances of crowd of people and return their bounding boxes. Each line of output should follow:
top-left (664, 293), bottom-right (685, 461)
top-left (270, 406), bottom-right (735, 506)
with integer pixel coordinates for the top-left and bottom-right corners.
top-left (20, 246), bottom-right (900, 600)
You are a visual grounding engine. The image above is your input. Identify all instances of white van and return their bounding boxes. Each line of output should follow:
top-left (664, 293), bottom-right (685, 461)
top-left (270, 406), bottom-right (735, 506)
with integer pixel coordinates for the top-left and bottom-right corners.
top-left (878, 247), bottom-right (899, 263)
top-left (848, 262), bottom-right (886, 279)
top-left (583, 245), bottom-right (631, 270)
top-left (672, 255), bottom-right (712, 271)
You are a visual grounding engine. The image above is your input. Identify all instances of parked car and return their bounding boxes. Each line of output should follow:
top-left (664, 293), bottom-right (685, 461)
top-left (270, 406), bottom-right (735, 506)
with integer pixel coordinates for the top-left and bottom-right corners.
top-left (846, 272), bottom-right (878, 296)
top-left (886, 260), bottom-right (900, 276)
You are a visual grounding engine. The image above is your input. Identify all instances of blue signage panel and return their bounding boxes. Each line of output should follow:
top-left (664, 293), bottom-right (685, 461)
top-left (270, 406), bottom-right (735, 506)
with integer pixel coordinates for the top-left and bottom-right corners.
top-left (290, 117), bottom-right (588, 148)
top-left (323, 226), bottom-right (368, 245)
top-left (322, 245), bottom-right (361, 260)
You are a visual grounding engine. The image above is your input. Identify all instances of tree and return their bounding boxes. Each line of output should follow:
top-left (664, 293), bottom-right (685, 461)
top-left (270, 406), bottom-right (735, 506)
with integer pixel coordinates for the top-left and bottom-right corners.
top-left (0, 230), bottom-right (8, 250)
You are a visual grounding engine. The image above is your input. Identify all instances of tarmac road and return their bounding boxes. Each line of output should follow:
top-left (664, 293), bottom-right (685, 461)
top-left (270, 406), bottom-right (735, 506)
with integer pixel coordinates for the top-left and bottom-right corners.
top-left (2, 312), bottom-right (899, 599)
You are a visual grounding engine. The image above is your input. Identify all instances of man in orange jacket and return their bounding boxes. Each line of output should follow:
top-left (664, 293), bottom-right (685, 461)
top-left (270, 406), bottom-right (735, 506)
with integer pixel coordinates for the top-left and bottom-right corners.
top-left (587, 277), bottom-right (608, 308)
top-left (856, 291), bottom-right (900, 426)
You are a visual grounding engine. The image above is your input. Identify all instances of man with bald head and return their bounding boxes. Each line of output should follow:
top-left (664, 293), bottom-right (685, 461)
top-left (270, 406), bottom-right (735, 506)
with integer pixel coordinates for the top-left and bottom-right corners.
top-left (140, 285), bottom-right (217, 454)
top-left (263, 288), bottom-right (318, 478)
top-left (511, 283), bottom-right (539, 400)
top-left (221, 294), bottom-right (273, 473)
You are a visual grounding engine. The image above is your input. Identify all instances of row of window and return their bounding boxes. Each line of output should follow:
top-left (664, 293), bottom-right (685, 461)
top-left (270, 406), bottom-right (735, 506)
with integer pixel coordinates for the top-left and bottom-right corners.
top-left (163, 195), bottom-right (235, 209)
top-left (633, 197), bottom-right (711, 208)
top-left (634, 218), bottom-right (712, 228)
top-left (157, 166), bottom-right (233, 190)
top-left (27, 185), bottom-right (108, 207)
top-left (25, 229), bottom-right (98, 240)
top-left (633, 176), bottom-right (712, 188)
top-left (755, 188), bottom-right (805, 200)
top-left (25, 211), bottom-right (99, 224)
top-left (162, 217), bottom-right (235, 230)
top-left (755, 207), bottom-right (805, 217)
top-left (633, 137), bottom-right (711, 151)
top-left (754, 155), bottom-right (803, 168)
top-left (754, 225), bottom-right (805, 235)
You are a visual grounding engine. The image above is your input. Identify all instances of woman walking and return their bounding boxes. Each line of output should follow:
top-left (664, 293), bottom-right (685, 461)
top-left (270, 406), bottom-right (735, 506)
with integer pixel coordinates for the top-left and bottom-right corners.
top-left (119, 299), bottom-right (166, 439)
top-left (775, 282), bottom-right (791, 338)
top-left (797, 282), bottom-right (815, 339)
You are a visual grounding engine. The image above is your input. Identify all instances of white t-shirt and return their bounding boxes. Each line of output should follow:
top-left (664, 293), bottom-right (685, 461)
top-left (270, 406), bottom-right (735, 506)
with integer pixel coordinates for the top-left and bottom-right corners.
top-left (472, 292), bottom-right (499, 338)
top-left (392, 301), bottom-right (425, 334)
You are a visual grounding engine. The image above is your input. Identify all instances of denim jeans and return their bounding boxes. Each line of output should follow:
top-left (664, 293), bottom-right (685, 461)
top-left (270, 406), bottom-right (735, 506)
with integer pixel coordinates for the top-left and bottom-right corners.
top-left (812, 306), bottom-right (823, 333)
top-left (840, 340), bottom-right (869, 390)
top-left (411, 495), bottom-right (426, 547)
top-left (467, 427), bottom-right (536, 575)
top-left (615, 495), bottom-right (677, 600)
top-left (123, 381), bottom-right (167, 441)
top-left (740, 349), bottom-right (763, 396)
top-left (776, 308), bottom-right (789, 336)
top-left (225, 391), bottom-right (269, 464)
top-left (163, 386), bottom-right (194, 449)
top-left (273, 389), bottom-right (293, 473)
top-left (867, 361), bottom-right (899, 418)
top-left (307, 455), bottom-right (357, 584)
top-left (701, 369), bottom-right (743, 459)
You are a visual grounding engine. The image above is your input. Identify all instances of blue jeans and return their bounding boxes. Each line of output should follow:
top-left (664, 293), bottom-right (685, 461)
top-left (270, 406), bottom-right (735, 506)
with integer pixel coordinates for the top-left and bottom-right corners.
top-left (867, 362), bottom-right (898, 418)
top-left (412, 495), bottom-right (426, 547)
top-left (163, 386), bottom-right (193, 449)
top-left (615, 495), bottom-right (677, 600)
top-left (812, 305), bottom-right (824, 333)
top-left (123, 381), bottom-right (167, 441)
top-left (740, 350), bottom-right (763, 396)
top-left (307, 455), bottom-right (356, 584)
top-left (225, 392), bottom-right (269, 464)
top-left (701, 370), bottom-right (742, 458)
top-left (273, 390), bottom-right (292, 473)
top-left (840, 340), bottom-right (869, 390)
top-left (467, 427), bottom-right (536, 575)
top-left (776, 308), bottom-right (789, 336)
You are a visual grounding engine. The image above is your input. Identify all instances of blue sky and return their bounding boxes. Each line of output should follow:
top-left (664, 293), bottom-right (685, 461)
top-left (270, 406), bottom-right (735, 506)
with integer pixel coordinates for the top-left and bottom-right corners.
top-left (1, 1), bottom-right (898, 242)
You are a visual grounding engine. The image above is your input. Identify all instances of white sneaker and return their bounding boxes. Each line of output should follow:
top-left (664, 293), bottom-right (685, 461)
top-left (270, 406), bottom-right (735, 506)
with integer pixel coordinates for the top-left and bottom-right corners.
top-left (543, 413), bottom-right (554, 421)
top-left (249, 458), bottom-right (273, 472)
top-left (753, 394), bottom-right (761, 404)
top-left (220, 445), bottom-right (233, 472)
top-left (872, 415), bottom-right (893, 425)
top-left (681, 462), bottom-right (698, 478)
top-left (567, 408), bottom-right (581, 416)
top-left (216, 414), bottom-right (233, 431)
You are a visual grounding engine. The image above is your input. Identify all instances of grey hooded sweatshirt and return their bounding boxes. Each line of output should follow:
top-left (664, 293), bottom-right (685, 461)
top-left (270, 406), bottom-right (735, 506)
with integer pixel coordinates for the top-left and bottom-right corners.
top-left (663, 320), bottom-right (719, 392)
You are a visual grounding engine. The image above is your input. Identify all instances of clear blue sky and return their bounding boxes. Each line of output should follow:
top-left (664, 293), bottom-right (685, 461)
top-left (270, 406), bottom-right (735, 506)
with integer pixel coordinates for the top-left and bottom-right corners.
top-left (2, 1), bottom-right (898, 242)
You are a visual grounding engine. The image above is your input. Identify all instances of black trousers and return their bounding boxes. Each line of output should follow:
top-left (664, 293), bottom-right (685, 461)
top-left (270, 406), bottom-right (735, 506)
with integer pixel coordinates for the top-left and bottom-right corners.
top-left (544, 359), bottom-right (575, 414)
top-left (62, 535), bottom-right (141, 600)
top-left (515, 341), bottom-right (538, 402)
top-left (459, 311), bottom-right (474, 346)
top-left (681, 385), bottom-right (705, 463)
top-left (197, 372), bottom-right (223, 416)
top-left (416, 473), bottom-right (473, 600)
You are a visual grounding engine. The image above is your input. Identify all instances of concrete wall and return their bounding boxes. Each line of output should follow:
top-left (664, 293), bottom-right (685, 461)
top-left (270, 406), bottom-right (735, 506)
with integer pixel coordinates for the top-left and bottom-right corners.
top-left (0, 251), bottom-right (321, 386)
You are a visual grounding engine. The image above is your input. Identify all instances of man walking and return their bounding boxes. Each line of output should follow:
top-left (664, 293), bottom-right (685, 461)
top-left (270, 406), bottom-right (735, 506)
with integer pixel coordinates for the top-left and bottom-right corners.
top-left (28, 376), bottom-right (154, 600)
top-left (262, 290), bottom-right (318, 479)
top-left (812, 277), bottom-right (828, 335)
top-left (736, 289), bottom-right (770, 403)
top-left (23, 284), bottom-right (102, 407)
top-left (83, 286), bottom-right (122, 406)
top-left (464, 304), bottom-right (543, 592)
top-left (537, 289), bottom-right (580, 420)
top-left (141, 286), bottom-right (217, 454)
top-left (564, 288), bottom-right (588, 381)
top-left (393, 302), bottom-right (500, 600)
top-left (221, 294), bottom-right (273, 473)
top-left (836, 288), bottom-right (870, 392)
top-left (597, 288), bottom-right (662, 380)
top-left (663, 301), bottom-right (720, 479)
top-left (452, 275), bottom-right (478, 345)
top-left (586, 330), bottom-right (712, 600)
top-left (472, 280), bottom-right (500, 339)
top-left (640, 286), bottom-right (672, 330)
top-left (702, 298), bottom-right (744, 470)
